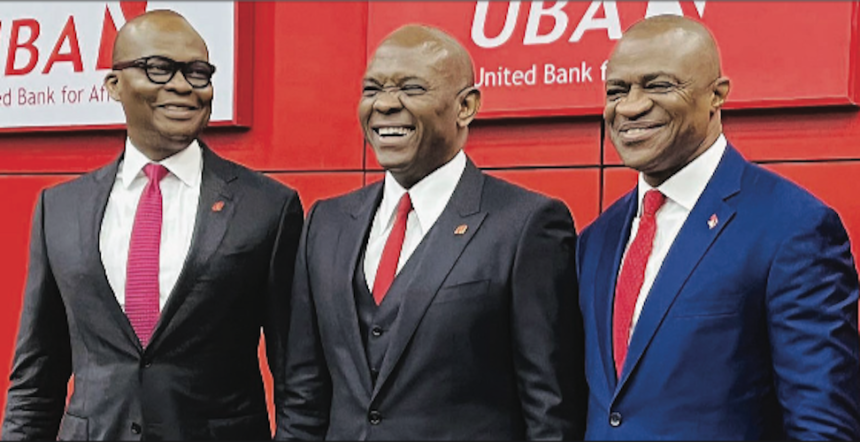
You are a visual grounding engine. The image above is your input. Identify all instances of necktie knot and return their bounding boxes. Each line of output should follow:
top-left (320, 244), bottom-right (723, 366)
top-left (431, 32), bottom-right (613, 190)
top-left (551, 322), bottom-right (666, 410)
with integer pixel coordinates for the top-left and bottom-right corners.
top-left (642, 189), bottom-right (666, 217)
top-left (396, 192), bottom-right (413, 219)
top-left (144, 163), bottom-right (169, 183)
top-left (372, 192), bottom-right (413, 305)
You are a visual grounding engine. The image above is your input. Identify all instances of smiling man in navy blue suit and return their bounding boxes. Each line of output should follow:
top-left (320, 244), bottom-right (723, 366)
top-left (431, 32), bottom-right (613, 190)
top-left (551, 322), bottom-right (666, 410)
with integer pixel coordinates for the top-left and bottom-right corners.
top-left (577, 15), bottom-right (860, 440)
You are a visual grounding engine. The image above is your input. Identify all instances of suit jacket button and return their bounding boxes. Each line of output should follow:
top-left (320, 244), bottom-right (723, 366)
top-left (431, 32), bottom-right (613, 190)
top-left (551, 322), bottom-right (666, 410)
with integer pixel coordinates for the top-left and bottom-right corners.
top-left (609, 412), bottom-right (622, 427)
top-left (371, 326), bottom-right (383, 337)
top-left (369, 410), bottom-right (382, 425)
top-left (130, 422), bottom-right (142, 434)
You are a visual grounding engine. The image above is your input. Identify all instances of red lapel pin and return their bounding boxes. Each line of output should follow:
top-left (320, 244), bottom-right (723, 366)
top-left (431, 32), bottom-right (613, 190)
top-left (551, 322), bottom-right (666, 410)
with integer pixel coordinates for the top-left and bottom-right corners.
top-left (212, 201), bottom-right (225, 212)
top-left (707, 214), bottom-right (718, 229)
top-left (454, 224), bottom-right (468, 235)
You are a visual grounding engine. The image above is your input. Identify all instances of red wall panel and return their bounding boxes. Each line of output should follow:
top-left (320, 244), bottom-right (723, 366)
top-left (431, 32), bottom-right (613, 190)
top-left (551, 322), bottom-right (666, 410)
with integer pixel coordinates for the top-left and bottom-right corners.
top-left (602, 166), bottom-right (638, 210)
top-left (0, 132), bottom-right (125, 174)
top-left (468, 119), bottom-right (602, 168)
top-left (486, 168), bottom-right (600, 230)
top-left (723, 110), bottom-right (860, 162)
top-left (269, 172), bottom-right (364, 209)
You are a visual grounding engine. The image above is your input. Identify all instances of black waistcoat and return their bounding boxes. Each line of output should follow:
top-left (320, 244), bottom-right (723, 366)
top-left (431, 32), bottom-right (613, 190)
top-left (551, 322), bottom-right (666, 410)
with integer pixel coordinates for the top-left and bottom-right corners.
top-left (354, 252), bottom-right (406, 386)
top-left (353, 223), bottom-right (435, 385)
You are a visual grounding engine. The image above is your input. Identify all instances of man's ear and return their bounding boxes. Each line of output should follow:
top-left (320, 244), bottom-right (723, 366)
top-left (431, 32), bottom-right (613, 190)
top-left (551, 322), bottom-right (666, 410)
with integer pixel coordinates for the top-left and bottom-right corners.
top-left (457, 87), bottom-right (481, 128)
top-left (105, 71), bottom-right (121, 101)
top-left (711, 76), bottom-right (731, 111)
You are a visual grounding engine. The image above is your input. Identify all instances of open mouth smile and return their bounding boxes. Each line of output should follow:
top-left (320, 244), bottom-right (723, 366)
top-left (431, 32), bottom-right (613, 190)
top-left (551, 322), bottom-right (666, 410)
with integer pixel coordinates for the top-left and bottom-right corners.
top-left (373, 126), bottom-right (415, 138)
top-left (156, 103), bottom-right (200, 119)
top-left (616, 123), bottom-right (665, 143)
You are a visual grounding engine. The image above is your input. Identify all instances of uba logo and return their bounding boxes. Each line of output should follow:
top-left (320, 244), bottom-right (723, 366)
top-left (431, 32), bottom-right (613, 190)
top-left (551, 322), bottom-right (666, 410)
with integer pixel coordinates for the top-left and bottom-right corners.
top-left (2, 1), bottom-right (147, 76)
top-left (471, 0), bottom-right (706, 48)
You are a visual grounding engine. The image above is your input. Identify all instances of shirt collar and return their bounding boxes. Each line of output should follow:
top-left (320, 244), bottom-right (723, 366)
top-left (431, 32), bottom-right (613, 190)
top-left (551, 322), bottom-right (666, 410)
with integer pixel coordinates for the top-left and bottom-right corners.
top-left (637, 134), bottom-right (727, 215)
top-left (120, 138), bottom-right (202, 189)
top-left (379, 150), bottom-right (467, 232)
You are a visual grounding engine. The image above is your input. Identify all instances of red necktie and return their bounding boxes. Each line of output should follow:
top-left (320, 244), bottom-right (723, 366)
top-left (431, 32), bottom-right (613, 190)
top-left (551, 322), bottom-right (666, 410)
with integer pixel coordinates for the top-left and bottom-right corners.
top-left (125, 163), bottom-right (168, 347)
top-left (372, 192), bottom-right (413, 305)
top-left (613, 189), bottom-right (666, 379)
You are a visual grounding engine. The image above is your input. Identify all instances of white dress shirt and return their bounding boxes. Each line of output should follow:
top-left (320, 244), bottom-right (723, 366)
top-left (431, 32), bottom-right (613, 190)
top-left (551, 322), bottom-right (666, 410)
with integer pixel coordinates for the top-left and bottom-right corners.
top-left (364, 150), bottom-right (467, 290)
top-left (622, 134), bottom-right (727, 337)
top-left (100, 138), bottom-right (203, 311)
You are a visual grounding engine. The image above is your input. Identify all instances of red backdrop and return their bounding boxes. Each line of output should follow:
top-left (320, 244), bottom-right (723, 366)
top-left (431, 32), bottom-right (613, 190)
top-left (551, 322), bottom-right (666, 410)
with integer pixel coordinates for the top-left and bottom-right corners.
top-left (1, 1), bottom-right (859, 429)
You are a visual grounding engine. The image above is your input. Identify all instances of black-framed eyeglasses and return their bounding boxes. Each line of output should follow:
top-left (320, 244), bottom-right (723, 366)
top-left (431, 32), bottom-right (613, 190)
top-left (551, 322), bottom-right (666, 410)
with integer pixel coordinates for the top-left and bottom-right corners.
top-left (112, 55), bottom-right (216, 89)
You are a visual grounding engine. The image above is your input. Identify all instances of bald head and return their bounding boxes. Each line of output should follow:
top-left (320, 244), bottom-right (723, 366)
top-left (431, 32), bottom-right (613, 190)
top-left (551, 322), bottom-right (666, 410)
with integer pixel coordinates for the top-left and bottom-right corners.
top-left (113, 10), bottom-right (208, 64)
top-left (615, 15), bottom-right (721, 80)
top-left (376, 24), bottom-right (475, 90)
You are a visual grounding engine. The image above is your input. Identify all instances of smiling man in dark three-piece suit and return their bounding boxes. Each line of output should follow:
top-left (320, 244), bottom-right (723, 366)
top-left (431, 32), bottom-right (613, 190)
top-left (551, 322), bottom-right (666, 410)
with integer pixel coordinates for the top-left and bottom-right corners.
top-left (276, 24), bottom-right (586, 441)
top-left (2, 10), bottom-right (303, 440)
top-left (577, 15), bottom-right (860, 440)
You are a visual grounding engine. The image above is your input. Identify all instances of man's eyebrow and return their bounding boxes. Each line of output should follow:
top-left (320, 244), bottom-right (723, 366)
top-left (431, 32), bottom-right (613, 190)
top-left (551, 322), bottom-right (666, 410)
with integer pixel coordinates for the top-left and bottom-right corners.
top-left (605, 72), bottom-right (681, 86)
top-left (363, 75), bottom-right (425, 85)
top-left (399, 76), bottom-right (423, 83)
top-left (642, 72), bottom-right (681, 82)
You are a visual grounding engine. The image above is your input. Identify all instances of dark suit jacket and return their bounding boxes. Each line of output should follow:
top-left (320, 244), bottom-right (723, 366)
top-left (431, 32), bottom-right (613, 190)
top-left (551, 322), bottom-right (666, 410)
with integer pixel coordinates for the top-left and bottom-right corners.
top-left (276, 158), bottom-right (586, 440)
top-left (2, 142), bottom-right (303, 440)
top-left (577, 145), bottom-right (860, 440)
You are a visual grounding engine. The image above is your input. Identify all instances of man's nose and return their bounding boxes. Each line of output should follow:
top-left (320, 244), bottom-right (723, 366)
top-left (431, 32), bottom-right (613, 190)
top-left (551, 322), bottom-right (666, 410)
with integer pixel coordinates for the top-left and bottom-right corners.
top-left (165, 70), bottom-right (194, 93)
top-left (373, 89), bottom-right (403, 114)
top-left (614, 86), bottom-right (652, 119)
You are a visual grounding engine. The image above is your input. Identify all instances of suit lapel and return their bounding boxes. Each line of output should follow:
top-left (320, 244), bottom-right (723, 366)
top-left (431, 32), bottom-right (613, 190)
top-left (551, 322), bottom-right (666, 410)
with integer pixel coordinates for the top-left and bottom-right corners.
top-left (614, 146), bottom-right (744, 398)
top-left (371, 160), bottom-right (488, 401)
top-left (334, 183), bottom-right (383, 396)
top-left (593, 191), bottom-right (637, 393)
top-left (147, 144), bottom-right (237, 353)
top-left (80, 154), bottom-right (144, 350)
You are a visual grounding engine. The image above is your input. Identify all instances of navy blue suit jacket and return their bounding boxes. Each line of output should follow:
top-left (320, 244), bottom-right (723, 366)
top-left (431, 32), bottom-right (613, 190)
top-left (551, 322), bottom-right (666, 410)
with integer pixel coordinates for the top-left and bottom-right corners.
top-left (577, 145), bottom-right (860, 440)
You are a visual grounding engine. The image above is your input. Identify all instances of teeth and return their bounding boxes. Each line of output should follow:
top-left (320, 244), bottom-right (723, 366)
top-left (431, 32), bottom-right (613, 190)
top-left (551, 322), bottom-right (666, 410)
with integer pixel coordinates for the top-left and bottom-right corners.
top-left (377, 127), bottom-right (413, 136)
top-left (623, 126), bottom-right (658, 135)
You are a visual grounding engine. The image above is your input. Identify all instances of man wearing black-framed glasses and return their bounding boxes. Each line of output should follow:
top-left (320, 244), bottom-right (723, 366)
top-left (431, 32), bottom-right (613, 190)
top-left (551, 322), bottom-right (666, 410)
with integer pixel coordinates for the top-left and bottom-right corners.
top-left (2, 9), bottom-right (303, 441)
top-left (112, 56), bottom-right (216, 89)
top-left (104, 16), bottom-right (216, 162)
